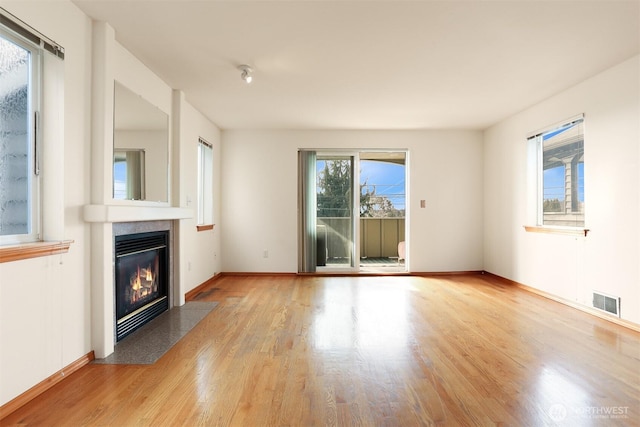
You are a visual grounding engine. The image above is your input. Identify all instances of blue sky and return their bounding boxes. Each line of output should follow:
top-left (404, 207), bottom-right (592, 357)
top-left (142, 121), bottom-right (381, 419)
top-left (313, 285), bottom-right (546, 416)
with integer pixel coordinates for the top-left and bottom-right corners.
top-left (113, 161), bottom-right (126, 198)
top-left (544, 163), bottom-right (584, 202)
top-left (542, 122), bottom-right (584, 202)
top-left (316, 159), bottom-right (406, 210)
top-left (360, 160), bottom-right (406, 210)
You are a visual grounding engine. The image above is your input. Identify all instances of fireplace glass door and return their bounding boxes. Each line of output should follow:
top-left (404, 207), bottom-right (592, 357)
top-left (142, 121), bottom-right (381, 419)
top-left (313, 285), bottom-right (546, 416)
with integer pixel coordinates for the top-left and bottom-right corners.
top-left (115, 231), bottom-right (169, 341)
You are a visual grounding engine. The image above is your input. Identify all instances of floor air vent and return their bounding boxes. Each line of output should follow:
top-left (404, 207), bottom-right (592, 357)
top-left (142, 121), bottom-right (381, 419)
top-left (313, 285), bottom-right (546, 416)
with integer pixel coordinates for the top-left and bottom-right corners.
top-left (592, 291), bottom-right (620, 317)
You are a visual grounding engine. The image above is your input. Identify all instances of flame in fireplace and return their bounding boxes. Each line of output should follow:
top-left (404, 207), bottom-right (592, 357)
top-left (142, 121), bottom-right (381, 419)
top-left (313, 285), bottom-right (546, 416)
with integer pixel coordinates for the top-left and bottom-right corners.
top-left (132, 266), bottom-right (141, 291)
top-left (129, 264), bottom-right (156, 303)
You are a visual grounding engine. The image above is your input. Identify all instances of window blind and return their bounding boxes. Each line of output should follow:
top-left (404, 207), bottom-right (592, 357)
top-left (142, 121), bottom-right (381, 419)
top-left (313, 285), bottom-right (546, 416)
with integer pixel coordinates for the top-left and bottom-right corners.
top-left (198, 137), bottom-right (212, 148)
top-left (0, 7), bottom-right (64, 59)
top-left (526, 114), bottom-right (584, 141)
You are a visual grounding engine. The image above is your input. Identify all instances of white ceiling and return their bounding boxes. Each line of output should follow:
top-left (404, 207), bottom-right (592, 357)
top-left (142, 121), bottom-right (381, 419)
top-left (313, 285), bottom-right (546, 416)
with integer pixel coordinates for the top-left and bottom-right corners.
top-left (72, 0), bottom-right (639, 130)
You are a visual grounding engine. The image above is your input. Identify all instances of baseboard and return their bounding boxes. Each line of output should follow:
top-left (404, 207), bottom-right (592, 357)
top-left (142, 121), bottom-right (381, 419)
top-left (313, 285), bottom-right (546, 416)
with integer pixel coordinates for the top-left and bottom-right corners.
top-left (298, 271), bottom-right (483, 277)
top-left (222, 272), bottom-right (298, 277)
top-left (411, 270), bottom-right (484, 277)
top-left (483, 271), bottom-right (640, 333)
top-left (0, 351), bottom-right (95, 421)
top-left (185, 273), bottom-right (224, 301)
top-left (298, 271), bottom-right (482, 277)
top-left (299, 271), bottom-right (411, 277)
top-left (193, 271), bottom-right (479, 281)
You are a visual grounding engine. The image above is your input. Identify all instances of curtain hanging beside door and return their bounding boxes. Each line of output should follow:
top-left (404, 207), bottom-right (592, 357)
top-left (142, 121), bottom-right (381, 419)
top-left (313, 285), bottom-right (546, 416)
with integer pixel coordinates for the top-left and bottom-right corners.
top-left (298, 150), bottom-right (317, 273)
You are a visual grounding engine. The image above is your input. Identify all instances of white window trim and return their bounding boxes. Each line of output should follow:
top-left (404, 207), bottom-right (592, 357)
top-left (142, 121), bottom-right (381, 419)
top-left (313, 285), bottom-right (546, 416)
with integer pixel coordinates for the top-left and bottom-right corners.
top-left (197, 137), bottom-right (214, 229)
top-left (0, 26), bottom-right (42, 245)
top-left (525, 114), bottom-right (588, 236)
top-left (0, 9), bottom-right (70, 260)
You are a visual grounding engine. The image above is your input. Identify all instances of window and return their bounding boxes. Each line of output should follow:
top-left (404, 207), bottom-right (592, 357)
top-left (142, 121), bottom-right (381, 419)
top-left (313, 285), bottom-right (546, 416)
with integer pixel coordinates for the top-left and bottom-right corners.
top-left (113, 149), bottom-right (146, 200)
top-left (197, 137), bottom-right (213, 229)
top-left (0, 8), bottom-right (72, 263)
top-left (529, 116), bottom-right (585, 228)
top-left (0, 27), bottom-right (41, 244)
top-left (0, 9), bottom-right (69, 262)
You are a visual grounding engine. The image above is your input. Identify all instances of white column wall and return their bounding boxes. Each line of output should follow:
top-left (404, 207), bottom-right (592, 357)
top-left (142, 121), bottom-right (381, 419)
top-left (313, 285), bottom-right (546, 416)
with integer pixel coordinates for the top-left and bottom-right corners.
top-left (173, 91), bottom-right (223, 303)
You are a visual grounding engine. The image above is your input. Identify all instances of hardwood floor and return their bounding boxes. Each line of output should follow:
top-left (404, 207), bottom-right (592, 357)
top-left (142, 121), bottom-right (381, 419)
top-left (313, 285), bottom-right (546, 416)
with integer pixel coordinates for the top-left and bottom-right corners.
top-left (3, 274), bottom-right (639, 426)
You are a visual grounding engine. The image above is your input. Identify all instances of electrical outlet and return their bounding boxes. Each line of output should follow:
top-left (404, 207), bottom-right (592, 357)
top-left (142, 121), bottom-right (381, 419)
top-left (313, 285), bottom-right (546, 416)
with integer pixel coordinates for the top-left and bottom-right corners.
top-left (263, 250), bottom-right (269, 258)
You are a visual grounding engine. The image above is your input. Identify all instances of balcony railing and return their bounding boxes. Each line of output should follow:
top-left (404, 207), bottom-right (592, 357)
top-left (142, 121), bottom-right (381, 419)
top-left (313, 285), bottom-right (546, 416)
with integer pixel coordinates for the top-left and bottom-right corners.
top-left (317, 217), bottom-right (405, 261)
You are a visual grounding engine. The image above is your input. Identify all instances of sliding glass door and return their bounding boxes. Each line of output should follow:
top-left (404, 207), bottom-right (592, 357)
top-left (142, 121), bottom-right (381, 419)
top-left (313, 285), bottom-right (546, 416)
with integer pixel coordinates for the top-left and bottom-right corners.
top-left (316, 154), bottom-right (357, 271)
top-left (299, 150), bottom-right (407, 273)
top-left (359, 152), bottom-right (406, 273)
top-left (299, 151), bottom-right (357, 272)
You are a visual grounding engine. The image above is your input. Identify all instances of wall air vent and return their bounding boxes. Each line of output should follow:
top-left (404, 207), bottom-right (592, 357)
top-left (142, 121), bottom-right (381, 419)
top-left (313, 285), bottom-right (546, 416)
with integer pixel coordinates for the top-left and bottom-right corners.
top-left (592, 291), bottom-right (620, 317)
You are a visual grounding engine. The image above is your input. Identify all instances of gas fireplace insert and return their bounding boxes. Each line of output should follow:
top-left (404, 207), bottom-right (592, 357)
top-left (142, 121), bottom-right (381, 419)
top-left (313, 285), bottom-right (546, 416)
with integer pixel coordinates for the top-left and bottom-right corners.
top-left (114, 230), bottom-right (169, 341)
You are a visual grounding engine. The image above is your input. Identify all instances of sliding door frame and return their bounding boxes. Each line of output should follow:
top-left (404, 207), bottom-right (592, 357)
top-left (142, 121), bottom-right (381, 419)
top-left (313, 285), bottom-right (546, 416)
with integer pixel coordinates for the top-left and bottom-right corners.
top-left (298, 148), bottom-right (408, 274)
top-left (316, 152), bottom-right (359, 273)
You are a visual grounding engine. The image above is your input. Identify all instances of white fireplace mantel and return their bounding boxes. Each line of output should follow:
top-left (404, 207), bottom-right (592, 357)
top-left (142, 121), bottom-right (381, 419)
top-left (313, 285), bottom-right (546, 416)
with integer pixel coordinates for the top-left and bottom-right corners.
top-left (84, 204), bottom-right (192, 223)
top-left (87, 207), bottom-right (189, 358)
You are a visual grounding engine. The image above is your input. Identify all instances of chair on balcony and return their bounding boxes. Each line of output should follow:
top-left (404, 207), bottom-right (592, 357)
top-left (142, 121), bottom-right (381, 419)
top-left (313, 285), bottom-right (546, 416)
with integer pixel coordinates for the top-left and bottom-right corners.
top-left (398, 241), bottom-right (405, 264)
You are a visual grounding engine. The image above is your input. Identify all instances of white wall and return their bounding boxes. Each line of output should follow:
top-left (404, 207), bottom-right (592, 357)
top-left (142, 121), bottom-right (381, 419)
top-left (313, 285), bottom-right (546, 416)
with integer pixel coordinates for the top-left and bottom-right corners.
top-left (0, 1), bottom-right (93, 407)
top-left (221, 130), bottom-right (484, 273)
top-left (174, 92), bottom-right (222, 301)
top-left (484, 55), bottom-right (640, 324)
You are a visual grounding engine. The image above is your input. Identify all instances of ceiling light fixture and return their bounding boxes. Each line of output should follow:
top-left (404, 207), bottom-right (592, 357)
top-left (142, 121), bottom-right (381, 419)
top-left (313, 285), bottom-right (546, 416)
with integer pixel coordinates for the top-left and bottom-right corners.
top-left (238, 64), bottom-right (253, 84)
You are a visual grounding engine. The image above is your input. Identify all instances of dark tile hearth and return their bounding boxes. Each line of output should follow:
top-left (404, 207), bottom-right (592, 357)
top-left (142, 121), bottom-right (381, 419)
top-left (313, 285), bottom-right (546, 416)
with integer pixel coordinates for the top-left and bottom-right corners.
top-left (93, 301), bottom-right (218, 365)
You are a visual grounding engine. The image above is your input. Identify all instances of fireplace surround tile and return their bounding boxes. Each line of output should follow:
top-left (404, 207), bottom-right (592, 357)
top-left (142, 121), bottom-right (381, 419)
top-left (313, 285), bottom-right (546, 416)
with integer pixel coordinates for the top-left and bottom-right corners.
top-left (93, 301), bottom-right (218, 364)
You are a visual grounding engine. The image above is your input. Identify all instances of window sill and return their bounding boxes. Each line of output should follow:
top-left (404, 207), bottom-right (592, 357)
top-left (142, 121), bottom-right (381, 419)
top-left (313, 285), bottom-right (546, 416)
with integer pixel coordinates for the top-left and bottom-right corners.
top-left (196, 224), bottom-right (215, 232)
top-left (524, 226), bottom-right (589, 237)
top-left (0, 240), bottom-right (74, 263)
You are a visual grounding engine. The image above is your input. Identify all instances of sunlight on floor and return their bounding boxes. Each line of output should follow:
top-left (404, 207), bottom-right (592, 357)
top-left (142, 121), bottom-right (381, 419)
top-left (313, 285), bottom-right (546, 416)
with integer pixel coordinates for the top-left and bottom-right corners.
top-left (311, 279), bottom-right (410, 359)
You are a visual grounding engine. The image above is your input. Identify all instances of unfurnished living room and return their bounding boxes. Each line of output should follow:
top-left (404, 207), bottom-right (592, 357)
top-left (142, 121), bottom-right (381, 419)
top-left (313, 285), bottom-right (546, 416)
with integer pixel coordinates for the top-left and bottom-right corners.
top-left (0, 1), bottom-right (639, 426)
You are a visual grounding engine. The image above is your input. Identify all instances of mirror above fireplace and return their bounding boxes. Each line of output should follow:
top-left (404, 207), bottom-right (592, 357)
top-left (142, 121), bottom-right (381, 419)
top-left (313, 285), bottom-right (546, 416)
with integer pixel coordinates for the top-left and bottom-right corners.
top-left (113, 81), bottom-right (169, 202)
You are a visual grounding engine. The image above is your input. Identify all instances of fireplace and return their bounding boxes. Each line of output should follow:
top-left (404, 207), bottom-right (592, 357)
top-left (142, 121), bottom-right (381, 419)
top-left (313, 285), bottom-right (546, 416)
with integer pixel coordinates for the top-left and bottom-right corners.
top-left (114, 230), bottom-right (169, 341)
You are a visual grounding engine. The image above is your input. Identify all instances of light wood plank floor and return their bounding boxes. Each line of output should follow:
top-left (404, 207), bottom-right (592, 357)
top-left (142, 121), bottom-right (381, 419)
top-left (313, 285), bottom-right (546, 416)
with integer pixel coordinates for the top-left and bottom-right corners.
top-left (3, 274), bottom-right (639, 426)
